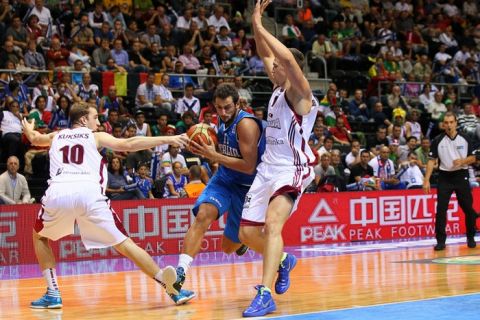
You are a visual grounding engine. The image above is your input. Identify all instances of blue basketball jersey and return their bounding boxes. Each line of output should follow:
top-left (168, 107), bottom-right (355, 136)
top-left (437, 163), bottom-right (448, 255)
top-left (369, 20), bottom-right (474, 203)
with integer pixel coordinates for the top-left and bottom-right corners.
top-left (215, 110), bottom-right (265, 186)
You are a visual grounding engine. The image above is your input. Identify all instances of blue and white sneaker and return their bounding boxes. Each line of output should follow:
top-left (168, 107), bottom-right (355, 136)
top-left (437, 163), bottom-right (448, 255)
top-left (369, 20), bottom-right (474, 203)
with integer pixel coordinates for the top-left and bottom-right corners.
top-left (242, 285), bottom-right (276, 317)
top-left (168, 289), bottom-right (196, 305)
top-left (275, 253), bottom-right (297, 294)
top-left (30, 288), bottom-right (62, 309)
top-left (162, 266), bottom-right (186, 295)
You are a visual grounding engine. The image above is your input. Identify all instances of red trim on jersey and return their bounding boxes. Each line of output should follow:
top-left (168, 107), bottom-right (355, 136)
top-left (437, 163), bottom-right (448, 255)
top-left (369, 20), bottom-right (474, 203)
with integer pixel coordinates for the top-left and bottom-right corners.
top-left (288, 119), bottom-right (301, 167)
top-left (300, 132), bottom-right (316, 165)
top-left (99, 157), bottom-right (107, 194)
top-left (107, 199), bottom-right (129, 237)
top-left (284, 91), bottom-right (302, 125)
top-left (270, 185), bottom-right (301, 202)
top-left (240, 219), bottom-right (265, 227)
top-left (34, 207), bottom-right (45, 233)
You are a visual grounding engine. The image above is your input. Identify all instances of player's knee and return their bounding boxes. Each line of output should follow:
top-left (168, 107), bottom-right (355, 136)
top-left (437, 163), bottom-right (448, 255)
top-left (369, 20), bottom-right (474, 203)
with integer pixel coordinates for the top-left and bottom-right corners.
top-left (264, 221), bottom-right (283, 236)
top-left (194, 210), bottom-right (216, 229)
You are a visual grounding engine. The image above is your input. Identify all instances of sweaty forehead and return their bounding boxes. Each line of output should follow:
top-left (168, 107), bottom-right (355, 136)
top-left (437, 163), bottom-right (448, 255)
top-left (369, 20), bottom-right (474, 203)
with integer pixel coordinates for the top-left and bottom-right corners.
top-left (215, 96), bottom-right (234, 106)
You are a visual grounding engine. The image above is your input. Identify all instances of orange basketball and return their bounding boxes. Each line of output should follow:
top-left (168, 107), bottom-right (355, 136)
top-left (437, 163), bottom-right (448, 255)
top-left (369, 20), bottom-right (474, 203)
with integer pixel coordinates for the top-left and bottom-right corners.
top-left (186, 123), bottom-right (218, 146)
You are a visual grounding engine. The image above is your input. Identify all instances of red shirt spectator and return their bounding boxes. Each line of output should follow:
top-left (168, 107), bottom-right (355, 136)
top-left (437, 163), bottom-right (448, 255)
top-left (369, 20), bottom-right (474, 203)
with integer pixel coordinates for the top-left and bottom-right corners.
top-left (329, 118), bottom-right (352, 145)
top-left (46, 38), bottom-right (70, 67)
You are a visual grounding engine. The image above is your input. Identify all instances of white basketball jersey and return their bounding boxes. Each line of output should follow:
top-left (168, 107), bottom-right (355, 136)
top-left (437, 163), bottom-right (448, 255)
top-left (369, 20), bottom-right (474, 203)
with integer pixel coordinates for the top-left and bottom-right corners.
top-left (49, 127), bottom-right (107, 192)
top-left (262, 87), bottom-right (320, 166)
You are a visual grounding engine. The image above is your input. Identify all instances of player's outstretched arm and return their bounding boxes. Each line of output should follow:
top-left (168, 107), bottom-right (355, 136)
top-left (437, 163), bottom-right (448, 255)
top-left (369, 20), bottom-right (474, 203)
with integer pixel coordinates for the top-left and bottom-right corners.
top-left (252, 0), bottom-right (274, 82)
top-left (95, 132), bottom-right (189, 152)
top-left (190, 118), bottom-right (261, 174)
top-left (253, 0), bottom-right (312, 115)
top-left (22, 118), bottom-right (57, 147)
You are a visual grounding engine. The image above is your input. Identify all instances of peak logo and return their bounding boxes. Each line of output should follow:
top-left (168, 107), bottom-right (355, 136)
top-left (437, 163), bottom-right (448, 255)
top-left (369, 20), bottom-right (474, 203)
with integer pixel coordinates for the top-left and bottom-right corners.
top-left (308, 199), bottom-right (338, 223)
top-left (301, 199), bottom-right (346, 243)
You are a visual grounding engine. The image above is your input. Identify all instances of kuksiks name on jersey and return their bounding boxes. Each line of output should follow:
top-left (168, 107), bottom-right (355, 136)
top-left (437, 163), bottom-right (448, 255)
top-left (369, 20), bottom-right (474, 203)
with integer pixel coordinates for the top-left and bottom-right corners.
top-left (218, 143), bottom-right (241, 158)
top-left (57, 133), bottom-right (90, 139)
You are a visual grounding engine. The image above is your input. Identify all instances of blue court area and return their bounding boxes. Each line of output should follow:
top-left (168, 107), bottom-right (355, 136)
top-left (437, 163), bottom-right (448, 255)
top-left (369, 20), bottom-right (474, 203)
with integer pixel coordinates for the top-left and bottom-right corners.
top-left (269, 293), bottom-right (480, 320)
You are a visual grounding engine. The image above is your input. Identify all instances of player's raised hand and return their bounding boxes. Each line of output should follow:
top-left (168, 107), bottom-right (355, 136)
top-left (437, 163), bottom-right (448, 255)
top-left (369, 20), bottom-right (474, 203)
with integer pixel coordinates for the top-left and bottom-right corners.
top-left (253, 0), bottom-right (271, 20)
top-left (169, 133), bottom-right (190, 148)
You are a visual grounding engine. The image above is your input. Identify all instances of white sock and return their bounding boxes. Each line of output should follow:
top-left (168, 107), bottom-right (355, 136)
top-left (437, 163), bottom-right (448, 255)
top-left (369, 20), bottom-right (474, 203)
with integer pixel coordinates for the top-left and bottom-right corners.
top-left (178, 254), bottom-right (193, 274)
top-left (280, 252), bottom-right (288, 263)
top-left (154, 269), bottom-right (163, 283)
top-left (42, 268), bottom-right (59, 291)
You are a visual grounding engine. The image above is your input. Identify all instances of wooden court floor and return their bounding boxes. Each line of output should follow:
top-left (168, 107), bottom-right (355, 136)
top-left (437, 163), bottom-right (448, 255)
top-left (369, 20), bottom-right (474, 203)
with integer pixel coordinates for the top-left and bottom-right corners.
top-left (1, 240), bottom-right (479, 320)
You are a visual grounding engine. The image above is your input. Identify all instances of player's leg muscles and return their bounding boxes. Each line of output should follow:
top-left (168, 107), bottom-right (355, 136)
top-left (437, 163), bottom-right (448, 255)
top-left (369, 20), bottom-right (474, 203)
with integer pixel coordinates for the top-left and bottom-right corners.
top-left (239, 226), bottom-right (265, 254)
top-left (262, 195), bottom-right (293, 289)
top-left (182, 203), bottom-right (218, 257)
top-left (33, 230), bottom-right (56, 270)
top-left (114, 237), bottom-right (160, 277)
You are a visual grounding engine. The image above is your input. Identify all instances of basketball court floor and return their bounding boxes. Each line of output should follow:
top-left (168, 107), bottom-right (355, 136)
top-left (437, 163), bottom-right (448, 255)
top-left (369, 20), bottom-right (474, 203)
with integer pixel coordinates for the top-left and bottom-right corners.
top-left (1, 236), bottom-right (479, 320)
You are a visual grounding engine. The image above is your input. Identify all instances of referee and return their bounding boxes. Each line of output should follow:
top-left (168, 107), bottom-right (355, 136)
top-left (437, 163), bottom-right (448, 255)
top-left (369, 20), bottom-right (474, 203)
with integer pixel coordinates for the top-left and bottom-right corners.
top-left (423, 112), bottom-right (478, 251)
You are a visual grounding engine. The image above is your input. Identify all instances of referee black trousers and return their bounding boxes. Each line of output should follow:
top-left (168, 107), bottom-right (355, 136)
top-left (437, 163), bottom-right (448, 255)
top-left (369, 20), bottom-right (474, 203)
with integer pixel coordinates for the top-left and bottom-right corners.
top-left (436, 170), bottom-right (477, 244)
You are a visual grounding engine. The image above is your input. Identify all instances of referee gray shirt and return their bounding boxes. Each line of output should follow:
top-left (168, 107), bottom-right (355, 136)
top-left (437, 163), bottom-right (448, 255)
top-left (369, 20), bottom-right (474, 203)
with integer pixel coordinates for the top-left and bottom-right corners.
top-left (428, 132), bottom-right (473, 171)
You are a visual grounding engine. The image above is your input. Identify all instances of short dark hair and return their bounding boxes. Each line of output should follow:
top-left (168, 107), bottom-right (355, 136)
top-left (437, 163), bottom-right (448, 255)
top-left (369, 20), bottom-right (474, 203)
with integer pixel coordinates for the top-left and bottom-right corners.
top-left (189, 165), bottom-right (202, 180)
top-left (289, 48), bottom-right (305, 69)
top-left (361, 149), bottom-right (370, 157)
top-left (443, 111), bottom-right (457, 121)
top-left (406, 136), bottom-right (417, 143)
top-left (377, 125), bottom-right (387, 132)
top-left (324, 136), bottom-right (334, 143)
top-left (213, 83), bottom-right (239, 104)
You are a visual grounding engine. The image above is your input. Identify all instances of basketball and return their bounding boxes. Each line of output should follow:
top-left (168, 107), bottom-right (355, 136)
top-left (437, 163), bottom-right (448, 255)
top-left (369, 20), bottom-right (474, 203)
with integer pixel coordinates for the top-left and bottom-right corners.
top-left (186, 123), bottom-right (218, 146)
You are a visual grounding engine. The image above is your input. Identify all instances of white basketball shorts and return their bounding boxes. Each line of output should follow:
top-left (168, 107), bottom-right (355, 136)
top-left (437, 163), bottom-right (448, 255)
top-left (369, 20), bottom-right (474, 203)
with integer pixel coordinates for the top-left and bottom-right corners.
top-left (241, 162), bottom-right (314, 225)
top-left (34, 182), bottom-right (128, 249)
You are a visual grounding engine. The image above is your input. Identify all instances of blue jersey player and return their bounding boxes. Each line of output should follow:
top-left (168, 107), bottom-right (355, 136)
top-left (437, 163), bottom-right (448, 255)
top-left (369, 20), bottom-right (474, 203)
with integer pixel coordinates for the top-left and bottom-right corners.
top-left (163, 83), bottom-right (265, 304)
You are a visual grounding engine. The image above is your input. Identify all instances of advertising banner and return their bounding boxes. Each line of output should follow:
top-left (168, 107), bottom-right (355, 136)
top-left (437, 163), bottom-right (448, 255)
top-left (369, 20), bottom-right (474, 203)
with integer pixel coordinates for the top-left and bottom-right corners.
top-left (1, 189), bottom-right (477, 265)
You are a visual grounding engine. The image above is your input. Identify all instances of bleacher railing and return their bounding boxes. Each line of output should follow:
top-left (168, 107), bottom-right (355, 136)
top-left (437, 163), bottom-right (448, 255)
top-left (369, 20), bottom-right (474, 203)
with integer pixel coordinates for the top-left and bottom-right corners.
top-left (377, 80), bottom-right (479, 102)
top-left (0, 69), bottom-right (331, 96)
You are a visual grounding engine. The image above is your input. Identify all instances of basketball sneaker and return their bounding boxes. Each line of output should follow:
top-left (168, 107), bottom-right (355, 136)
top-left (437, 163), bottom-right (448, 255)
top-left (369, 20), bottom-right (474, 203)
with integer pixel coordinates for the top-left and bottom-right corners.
top-left (275, 253), bottom-right (297, 294)
top-left (168, 289), bottom-right (196, 305)
top-left (162, 266), bottom-right (186, 295)
top-left (242, 285), bottom-right (276, 317)
top-left (30, 288), bottom-right (62, 309)
top-left (235, 244), bottom-right (249, 256)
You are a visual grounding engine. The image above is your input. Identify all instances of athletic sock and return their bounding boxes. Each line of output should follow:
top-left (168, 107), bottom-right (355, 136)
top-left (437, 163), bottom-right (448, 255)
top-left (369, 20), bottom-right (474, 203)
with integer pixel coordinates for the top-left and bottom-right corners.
top-left (42, 268), bottom-right (59, 292)
top-left (178, 254), bottom-right (193, 274)
top-left (154, 269), bottom-right (164, 284)
top-left (280, 252), bottom-right (288, 263)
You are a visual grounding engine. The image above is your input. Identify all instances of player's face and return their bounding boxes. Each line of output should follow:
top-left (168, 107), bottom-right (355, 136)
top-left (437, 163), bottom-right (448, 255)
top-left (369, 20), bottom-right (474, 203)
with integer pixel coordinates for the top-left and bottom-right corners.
top-left (214, 97), bottom-right (238, 123)
top-left (272, 58), bottom-right (286, 87)
top-left (86, 107), bottom-right (100, 131)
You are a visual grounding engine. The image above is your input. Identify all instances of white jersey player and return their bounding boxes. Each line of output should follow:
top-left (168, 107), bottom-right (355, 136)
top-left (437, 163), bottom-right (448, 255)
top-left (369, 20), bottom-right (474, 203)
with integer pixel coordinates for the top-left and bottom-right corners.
top-left (22, 103), bottom-right (194, 309)
top-left (238, 0), bottom-right (320, 317)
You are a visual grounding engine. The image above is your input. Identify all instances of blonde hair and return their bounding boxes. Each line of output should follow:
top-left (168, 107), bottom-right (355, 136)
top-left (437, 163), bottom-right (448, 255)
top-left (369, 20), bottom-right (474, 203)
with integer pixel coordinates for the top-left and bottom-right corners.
top-left (69, 102), bottom-right (96, 125)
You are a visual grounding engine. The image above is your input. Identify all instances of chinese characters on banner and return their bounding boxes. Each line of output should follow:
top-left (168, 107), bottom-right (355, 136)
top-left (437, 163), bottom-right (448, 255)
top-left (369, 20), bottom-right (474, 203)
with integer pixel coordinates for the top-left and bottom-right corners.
top-left (1, 189), bottom-right (478, 265)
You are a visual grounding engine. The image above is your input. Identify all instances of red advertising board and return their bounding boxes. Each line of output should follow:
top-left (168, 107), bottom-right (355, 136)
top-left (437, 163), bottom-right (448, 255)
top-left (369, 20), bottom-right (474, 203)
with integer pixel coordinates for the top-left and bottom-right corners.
top-left (0, 189), bottom-right (478, 265)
